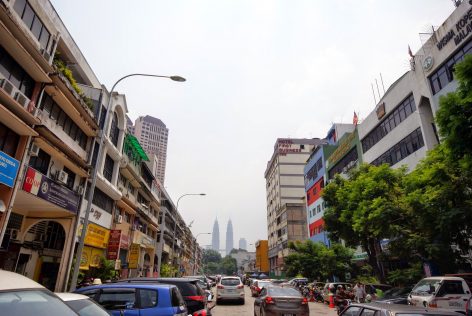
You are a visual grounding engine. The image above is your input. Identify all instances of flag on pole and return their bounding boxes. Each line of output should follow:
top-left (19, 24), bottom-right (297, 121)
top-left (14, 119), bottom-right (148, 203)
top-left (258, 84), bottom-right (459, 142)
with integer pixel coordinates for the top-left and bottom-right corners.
top-left (353, 111), bottom-right (358, 125)
top-left (408, 45), bottom-right (414, 58)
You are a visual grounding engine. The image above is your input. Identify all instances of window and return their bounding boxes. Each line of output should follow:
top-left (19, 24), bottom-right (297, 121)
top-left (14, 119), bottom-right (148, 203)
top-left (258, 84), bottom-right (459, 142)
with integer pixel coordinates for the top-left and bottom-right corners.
top-left (429, 38), bottom-right (472, 95)
top-left (89, 186), bottom-right (114, 213)
top-left (29, 149), bottom-right (50, 175)
top-left (139, 289), bottom-right (158, 308)
top-left (0, 45), bottom-right (34, 98)
top-left (103, 155), bottom-right (114, 182)
top-left (343, 306), bottom-right (361, 316)
top-left (63, 167), bottom-right (76, 190)
top-left (360, 308), bottom-right (377, 316)
top-left (109, 112), bottom-right (119, 147)
top-left (97, 288), bottom-right (136, 310)
top-left (361, 94), bottom-right (416, 153)
top-left (99, 106), bottom-right (107, 129)
top-left (438, 281), bottom-right (465, 296)
top-left (328, 147), bottom-right (358, 179)
top-left (13, 0), bottom-right (50, 50)
top-left (371, 128), bottom-right (424, 167)
top-left (0, 122), bottom-right (20, 157)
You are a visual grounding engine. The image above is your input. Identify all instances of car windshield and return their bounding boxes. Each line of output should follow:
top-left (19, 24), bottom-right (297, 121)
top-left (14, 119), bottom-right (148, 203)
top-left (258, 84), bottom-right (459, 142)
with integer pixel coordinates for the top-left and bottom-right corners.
top-left (0, 290), bottom-right (77, 316)
top-left (64, 298), bottom-right (110, 316)
top-left (268, 287), bottom-right (301, 297)
top-left (411, 279), bottom-right (442, 295)
top-left (258, 282), bottom-right (271, 288)
top-left (221, 278), bottom-right (240, 286)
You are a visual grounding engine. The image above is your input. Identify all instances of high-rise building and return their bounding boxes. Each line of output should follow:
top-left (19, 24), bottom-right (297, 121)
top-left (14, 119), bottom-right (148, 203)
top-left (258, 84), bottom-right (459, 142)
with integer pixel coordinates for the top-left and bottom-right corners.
top-left (212, 218), bottom-right (220, 252)
top-left (226, 219), bottom-right (234, 255)
top-left (265, 138), bottom-right (323, 276)
top-left (239, 238), bottom-right (247, 250)
top-left (132, 115), bottom-right (169, 183)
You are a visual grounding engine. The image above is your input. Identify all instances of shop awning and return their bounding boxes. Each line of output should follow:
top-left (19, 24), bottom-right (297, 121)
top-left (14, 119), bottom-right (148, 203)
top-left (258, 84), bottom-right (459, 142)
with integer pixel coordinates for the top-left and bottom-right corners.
top-left (124, 134), bottom-right (149, 162)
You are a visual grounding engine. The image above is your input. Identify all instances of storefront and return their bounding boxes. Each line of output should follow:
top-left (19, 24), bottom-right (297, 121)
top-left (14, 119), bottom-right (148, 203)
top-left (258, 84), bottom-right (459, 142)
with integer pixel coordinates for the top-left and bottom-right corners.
top-left (78, 222), bottom-right (110, 271)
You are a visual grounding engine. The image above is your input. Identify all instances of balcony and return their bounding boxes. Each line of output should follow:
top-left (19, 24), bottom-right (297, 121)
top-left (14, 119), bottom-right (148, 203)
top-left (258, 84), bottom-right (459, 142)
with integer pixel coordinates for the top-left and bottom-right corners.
top-left (0, 75), bottom-right (40, 126)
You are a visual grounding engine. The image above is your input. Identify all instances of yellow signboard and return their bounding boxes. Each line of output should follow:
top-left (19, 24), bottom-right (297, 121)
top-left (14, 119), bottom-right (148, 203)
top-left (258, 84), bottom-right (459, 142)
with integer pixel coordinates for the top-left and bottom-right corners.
top-left (80, 246), bottom-right (92, 270)
top-left (84, 223), bottom-right (110, 249)
top-left (128, 243), bottom-right (140, 269)
top-left (90, 248), bottom-right (104, 267)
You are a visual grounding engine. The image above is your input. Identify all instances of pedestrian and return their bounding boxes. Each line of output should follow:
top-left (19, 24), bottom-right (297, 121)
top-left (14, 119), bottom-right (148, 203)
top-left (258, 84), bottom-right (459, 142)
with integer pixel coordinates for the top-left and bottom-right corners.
top-left (354, 282), bottom-right (366, 303)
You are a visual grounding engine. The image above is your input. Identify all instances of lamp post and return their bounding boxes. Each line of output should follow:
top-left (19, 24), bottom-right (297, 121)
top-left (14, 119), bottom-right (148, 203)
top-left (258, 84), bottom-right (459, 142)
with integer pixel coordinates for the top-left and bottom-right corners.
top-left (192, 232), bottom-right (211, 274)
top-left (69, 73), bottom-right (185, 291)
top-left (170, 193), bottom-right (206, 271)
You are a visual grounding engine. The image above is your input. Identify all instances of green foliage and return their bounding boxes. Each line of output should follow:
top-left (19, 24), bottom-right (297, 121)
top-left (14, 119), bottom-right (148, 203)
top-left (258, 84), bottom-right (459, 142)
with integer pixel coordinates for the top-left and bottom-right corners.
top-left (386, 263), bottom-right (423, 286)
top-left (323, 164), bottom-right (408, 281)
top-left (160, 263), bottom-right (177, 277)
top-left (202, 249), bottom-right (222, 264)
top-left (220, 256), bottom-right (238, 275)
top-left (93, 257), bottom-right (116, 281)
top-left (53, 54), bottom-right (94, 111)
top-left (284, 240), bottom-right (354, 281)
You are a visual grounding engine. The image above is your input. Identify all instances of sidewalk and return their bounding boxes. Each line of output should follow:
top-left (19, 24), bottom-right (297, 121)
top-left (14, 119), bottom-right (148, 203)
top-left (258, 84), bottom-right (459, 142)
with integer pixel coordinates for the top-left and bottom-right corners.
top-left (309, 301), bottom-right (338, 316)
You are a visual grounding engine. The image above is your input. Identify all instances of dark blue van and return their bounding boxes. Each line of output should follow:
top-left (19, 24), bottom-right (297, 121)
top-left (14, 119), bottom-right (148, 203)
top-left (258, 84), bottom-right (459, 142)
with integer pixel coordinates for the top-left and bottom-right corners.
top-left (75, 283), bottom-right (187, 316)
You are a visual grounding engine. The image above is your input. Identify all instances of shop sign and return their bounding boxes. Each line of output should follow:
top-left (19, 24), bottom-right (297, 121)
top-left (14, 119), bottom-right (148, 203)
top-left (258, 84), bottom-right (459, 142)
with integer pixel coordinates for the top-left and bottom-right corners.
top-left (84, 223), bottom-right (110, 249)
top-left (0, 151), bottom-right (19, 188)
top-left (22, 167), bottom-right (80, 213)
top-left (107, 230), bottom-right (121, 260)
top-left (376, 102), bottom-right (386, 120)
top-left (89, 247), bottom-right (103, 267)
top-left (140, 234), bottom-right (154, 248)
top-left (437, 7), bottom-right (472, 51)
top-left (327, 132), bottom-right (357, 167)
top-left (120, 233), bottom-right (129, 249)
top-left (128, 243), bottom-right (140, 269)
top-left (80, 246), bottom-right (91, 270)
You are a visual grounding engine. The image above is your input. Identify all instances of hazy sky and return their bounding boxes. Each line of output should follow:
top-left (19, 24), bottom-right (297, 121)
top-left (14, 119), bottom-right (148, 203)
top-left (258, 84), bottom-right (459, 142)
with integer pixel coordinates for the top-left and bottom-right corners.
top-left (51, 0), bottom-right (453, 251)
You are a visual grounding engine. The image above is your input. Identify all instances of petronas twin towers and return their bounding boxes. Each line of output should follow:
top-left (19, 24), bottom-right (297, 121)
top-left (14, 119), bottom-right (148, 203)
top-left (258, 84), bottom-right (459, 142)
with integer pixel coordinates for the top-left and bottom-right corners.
top-left (211, 218), bottom-right (233, 255)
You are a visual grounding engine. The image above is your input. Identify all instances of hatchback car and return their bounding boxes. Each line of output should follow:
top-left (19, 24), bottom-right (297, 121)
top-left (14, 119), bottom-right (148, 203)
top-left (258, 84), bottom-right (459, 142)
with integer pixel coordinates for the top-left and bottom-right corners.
top-left (251, 280), bottom-right (273, 297)
top-left (0, 270), bottom-right (77, 316)
top-left (75, 283), bottom-right (187, 316)
top-left (56, 292), bottom-right (110, 316)
top-left (339, 302), bottom-right (463, 316)
top-left (254, 286), bottom-right (309, 316)
top-left (216, 276), bottom-right (245, 304)
top-left (117, 277), bottom-right (211, 315)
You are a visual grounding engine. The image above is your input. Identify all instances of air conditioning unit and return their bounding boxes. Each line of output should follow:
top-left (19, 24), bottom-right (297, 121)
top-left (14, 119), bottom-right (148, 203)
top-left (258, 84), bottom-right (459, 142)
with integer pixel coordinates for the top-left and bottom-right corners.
top-left (0, 78), bottom-right (14, 96)
top-left (342, 167), bottom-right (348, 174)
top-left (57, 170), bottom-right (68, 184)
top-left (77, 185), bottom-right (84, 195)
top-left (141, 203), bottom-right (148, 209)
top-left (14, 91), bottom-right (30, 108)
top-left (30, 144), bottom-right (40, 157)
top-left (116, 215), bottom-right (123, 224)
top-left (9, 228), bottom-right (19, 241)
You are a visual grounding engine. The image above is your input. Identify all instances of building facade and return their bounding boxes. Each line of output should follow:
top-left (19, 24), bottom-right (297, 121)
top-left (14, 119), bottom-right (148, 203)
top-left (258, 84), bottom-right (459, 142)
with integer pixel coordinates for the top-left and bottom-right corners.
top-left (265, 138), bottom-right (323, 276)
top-left (132, 115), bottom-right (169, 184)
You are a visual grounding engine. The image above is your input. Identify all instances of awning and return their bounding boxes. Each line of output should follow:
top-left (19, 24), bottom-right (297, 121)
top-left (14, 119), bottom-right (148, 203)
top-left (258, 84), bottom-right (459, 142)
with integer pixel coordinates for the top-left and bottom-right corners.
top-left (124, 134), bottom-right (149, 162)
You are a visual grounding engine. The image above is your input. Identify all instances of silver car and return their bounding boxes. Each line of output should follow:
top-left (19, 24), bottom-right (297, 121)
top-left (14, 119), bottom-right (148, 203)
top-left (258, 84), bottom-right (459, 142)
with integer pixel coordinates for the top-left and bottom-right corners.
top-left (216, 276), bottom-right (245, 305)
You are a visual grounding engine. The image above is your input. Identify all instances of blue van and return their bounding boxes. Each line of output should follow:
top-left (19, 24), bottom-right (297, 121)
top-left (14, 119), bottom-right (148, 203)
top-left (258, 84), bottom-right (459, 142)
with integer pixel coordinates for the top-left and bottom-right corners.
top-left (75, 283), bottom-right (187, 316)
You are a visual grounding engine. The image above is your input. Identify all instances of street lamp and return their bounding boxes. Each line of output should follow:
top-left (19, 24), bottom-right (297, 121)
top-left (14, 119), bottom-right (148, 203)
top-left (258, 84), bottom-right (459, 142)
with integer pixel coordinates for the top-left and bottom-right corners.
top-left (69, 73), bottom-right (185, 291)
top-left (170, 193), bottom-right (206, 275)
top-left (193, 232), bottom-right (211, 274)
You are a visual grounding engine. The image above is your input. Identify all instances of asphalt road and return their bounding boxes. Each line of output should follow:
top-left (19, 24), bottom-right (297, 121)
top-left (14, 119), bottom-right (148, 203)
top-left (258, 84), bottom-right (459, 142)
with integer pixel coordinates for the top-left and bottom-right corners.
top-left (211, 285), bottom-right (338, 316)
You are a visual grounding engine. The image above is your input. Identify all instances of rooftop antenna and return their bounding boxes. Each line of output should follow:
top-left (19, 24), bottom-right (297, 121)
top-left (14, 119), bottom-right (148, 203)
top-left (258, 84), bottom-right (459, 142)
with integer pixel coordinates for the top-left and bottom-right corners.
top-left (371, 83), bottom-right (377, 105)
top-left (375, 78), bottom-right (381, 100)
top-left (380, 73), bottom-right (386, 93)
top-left (452, 0), bottom-right (462, 7)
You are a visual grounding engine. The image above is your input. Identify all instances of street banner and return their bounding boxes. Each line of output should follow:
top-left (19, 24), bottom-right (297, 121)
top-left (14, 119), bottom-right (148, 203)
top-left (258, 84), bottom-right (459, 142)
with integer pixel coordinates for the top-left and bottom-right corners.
top-left (107, 230), bottom-right (121, 260)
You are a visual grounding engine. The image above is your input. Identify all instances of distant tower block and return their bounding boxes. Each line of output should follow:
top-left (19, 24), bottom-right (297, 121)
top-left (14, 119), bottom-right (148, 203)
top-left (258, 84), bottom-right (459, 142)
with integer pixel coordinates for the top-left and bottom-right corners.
top-left (226, 219), bottom-right (234, 255)
top-left (212, 218), bottom-right (220, 251)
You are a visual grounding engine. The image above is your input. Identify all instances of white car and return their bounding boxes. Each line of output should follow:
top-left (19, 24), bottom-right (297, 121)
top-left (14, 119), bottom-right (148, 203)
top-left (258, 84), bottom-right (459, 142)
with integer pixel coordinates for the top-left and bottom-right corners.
top-left (216, 276), bottom-right (245, 305)
top-left (0, 270), bottom-right (77, 315)
top-left (56, 292), bottom-right (110, 316)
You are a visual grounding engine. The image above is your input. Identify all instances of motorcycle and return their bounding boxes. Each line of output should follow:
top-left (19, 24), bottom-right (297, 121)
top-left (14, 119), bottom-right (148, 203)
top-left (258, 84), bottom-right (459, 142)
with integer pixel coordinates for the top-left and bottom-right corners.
top-left (336, 298), bottom-right (351, 315)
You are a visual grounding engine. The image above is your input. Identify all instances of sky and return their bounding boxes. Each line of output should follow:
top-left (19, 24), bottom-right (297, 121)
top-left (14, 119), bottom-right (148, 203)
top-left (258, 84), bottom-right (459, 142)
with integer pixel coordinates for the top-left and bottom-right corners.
top-left (51, 0), bottom-right (454, 252)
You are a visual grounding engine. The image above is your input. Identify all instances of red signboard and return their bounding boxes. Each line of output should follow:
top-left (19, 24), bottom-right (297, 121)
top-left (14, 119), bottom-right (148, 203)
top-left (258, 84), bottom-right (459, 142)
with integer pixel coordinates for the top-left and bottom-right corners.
top-left (120, 233), bottom-right (129, 249)
top-left (107, 230), bottom-right (121, 260)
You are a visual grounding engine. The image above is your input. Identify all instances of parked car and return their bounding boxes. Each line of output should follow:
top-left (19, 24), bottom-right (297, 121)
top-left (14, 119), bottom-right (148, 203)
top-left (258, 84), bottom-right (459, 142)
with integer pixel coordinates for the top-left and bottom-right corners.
top-left (0, 270), bottom-right (78, 316)
top-left (56, 292), bottom-right (110, 316)
top-left (254, 286), bottom-right (309, 316)
top-left (288, 278), bottom-right (309, 287)
top-left (216, 276), bottom-right (245, 304)
top-left (186, 275), bottom-right (211, 290)
top-left (251, 280), bottom-right (273, 297)
top-left (408, 276), bottom-right (471, 314)
top-left (116, 277), bottom-right (211, 315)
top-left (339, 302), bottom-right (463, 316)
top-left (75, 283), bottom-right (187, 316)
top-left (375, 286), bottom-right (413, 305)
top-left (322, 282), bottom-right (353, 303)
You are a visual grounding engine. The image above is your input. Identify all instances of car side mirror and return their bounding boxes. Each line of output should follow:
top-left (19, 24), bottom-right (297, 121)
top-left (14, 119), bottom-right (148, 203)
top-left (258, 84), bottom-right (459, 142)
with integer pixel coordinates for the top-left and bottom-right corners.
top-left (429, 285), bottom-right (436, 294)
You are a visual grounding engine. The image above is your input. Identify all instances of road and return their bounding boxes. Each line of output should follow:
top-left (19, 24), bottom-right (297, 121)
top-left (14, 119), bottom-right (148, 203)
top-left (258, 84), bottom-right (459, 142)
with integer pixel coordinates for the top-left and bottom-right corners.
top-left (211, 285), bottom-right (338, 316)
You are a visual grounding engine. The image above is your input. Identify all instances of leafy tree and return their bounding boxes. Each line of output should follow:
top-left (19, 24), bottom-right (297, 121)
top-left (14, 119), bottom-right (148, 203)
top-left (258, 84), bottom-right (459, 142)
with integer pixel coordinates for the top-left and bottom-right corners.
top-left (220, 256), bottom-right (237, 275)
top-left (323, 164), bottom-right (408, 282)
top-left (203, 262), bottom-right (220, 274)
top-left (202, 249), bottom-right (222, 264)
top-left (284, 240), bottom-right (354, 281)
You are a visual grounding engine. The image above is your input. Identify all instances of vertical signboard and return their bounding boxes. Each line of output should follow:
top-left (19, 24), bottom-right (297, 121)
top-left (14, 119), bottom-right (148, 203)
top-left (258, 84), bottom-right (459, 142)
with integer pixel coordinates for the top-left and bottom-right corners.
top-left (107, 230), bottom-right (121, 260)
top-left (0, 151), bottom-right (19, 187)
top-left (128, 243), bottom-right (140, 269)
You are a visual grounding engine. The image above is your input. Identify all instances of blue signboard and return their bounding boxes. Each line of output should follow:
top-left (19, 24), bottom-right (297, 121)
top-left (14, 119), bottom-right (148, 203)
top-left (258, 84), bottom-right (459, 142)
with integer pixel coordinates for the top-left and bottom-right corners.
top-left (0, 151), bottom-right (20, 188)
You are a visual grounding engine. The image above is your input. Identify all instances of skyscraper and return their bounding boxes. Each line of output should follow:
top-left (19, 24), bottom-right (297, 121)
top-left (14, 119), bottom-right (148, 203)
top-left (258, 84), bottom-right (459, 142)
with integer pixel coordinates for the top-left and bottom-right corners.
top-left (132, 115), bottom-right (169, 183)
top-left (239, 238), bottom-right (247, 250)
top-left (211, 218), bottom-right (220, 252)
top-left (226, 219), bottom-right (234, 255)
